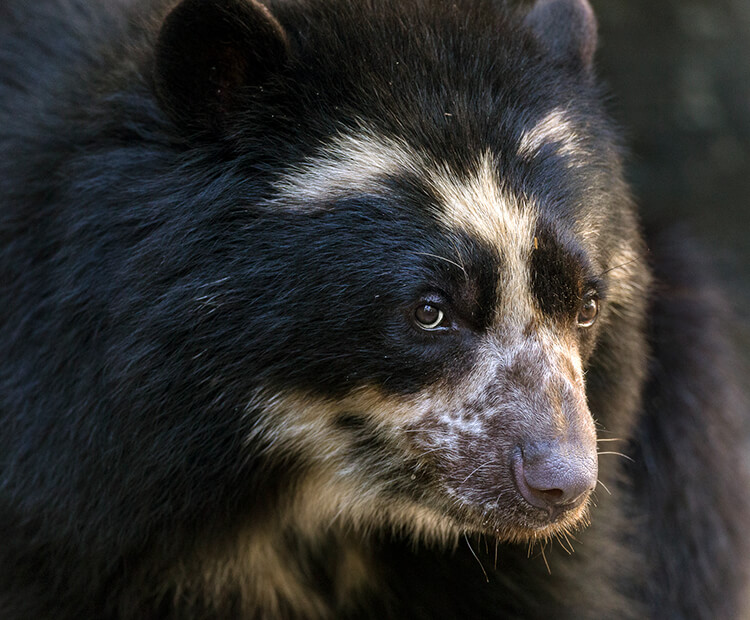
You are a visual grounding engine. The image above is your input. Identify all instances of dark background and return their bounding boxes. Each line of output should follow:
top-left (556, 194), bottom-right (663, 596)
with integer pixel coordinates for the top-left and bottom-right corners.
top-left (591, 0), bottom-right (750, 350)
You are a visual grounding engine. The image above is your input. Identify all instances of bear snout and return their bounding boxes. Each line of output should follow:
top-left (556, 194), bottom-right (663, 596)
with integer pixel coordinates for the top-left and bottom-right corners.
top-left (512, 443), bottom-right (597, 520)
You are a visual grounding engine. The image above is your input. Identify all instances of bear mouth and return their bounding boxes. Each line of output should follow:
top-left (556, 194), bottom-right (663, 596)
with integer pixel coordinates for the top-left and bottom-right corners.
top-left (437, 491), bottom-right (593, 544)
top-left (413, 456), bottom-right (595, 544)
top-left (399, 422), bottom-right (598, 544)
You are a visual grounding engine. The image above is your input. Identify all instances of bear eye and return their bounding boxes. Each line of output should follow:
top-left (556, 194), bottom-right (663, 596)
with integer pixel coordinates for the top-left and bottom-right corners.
top-left (414, 302), bottom-right (445, 330)
top-left (577, 294), bottom-right (599, 328)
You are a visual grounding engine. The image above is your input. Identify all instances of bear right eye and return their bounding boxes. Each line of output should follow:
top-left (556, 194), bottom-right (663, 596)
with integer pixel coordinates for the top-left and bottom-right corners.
top-left (414, 302), bottom-right (446, 330)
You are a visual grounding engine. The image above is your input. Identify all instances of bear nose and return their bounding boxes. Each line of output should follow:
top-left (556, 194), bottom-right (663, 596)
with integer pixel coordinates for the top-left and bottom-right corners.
top-left (512, 443), bottom-right (597, 517)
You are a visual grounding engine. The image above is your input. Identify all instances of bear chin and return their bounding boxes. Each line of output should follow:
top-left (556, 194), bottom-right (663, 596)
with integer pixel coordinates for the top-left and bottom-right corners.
top-left (435, 495), bottom-right (593, 544)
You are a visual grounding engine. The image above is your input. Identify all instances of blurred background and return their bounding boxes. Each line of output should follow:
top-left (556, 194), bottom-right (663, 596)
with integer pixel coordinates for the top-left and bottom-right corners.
top-left (591, 0), bottom-right (750, 351)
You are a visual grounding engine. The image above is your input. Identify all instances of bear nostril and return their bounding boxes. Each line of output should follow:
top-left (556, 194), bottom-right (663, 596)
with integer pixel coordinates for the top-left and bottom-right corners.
top-left (512, 445), bottom-right (597, 515)
top-left (535, 487), bottom-right (565, 504)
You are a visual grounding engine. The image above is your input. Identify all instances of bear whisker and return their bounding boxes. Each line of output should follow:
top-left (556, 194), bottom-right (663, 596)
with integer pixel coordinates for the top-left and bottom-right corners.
top-left (597, 451), bottom-right (635, 462)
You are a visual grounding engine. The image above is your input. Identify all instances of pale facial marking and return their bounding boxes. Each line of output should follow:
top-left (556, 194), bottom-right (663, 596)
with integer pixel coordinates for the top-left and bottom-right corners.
top-left (251, 128), bottom-right (595, 549)
top-left (270, 129), bottom-right (421, 209)
top-left (426, 153), bottom-right (539, 330)
top-left (517, 107), bottom-right (583, 159)
top-left (272, 129), bottom-right (541, 333)
top-left (240, 314), bottom-right (592, 522)
top-left (423, 325), bottom-right (589, 446)
top-left (533, 326), bottom-right (592, 437)
top-left (242, 386), bottom-right (453, 522)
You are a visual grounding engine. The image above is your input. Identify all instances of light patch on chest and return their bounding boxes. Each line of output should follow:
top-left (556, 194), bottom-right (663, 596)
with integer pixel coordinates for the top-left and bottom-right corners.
top-left (168, 386), bottom-right (465, 616)
top-left (517, 107), bottom-right (583, 159)
top-left (171, 520), bottom-right (374, 619)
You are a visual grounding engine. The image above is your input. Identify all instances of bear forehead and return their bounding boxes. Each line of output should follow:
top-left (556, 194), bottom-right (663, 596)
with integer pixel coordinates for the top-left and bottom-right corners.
top-left (269, 123), bottom-right (597, 321)
top-left (271, 124), bottom-right (546, 242)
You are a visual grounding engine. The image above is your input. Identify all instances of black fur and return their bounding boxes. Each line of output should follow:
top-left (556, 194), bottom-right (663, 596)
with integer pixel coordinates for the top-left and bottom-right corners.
top-left (0, 0), bottom-right (747, 618)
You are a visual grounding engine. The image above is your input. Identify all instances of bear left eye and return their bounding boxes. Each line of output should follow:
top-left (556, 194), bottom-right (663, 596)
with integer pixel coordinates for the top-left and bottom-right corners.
top-left (577, 294), bottom-right (600, 328)
top-left (414, 302), bottom-right (446, 330)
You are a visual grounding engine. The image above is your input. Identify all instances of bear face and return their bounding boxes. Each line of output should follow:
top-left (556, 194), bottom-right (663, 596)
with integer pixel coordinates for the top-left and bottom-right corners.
top-left (13, 1), bottom-right (739, 618)
top-left (143, 0), bottom-right (648, 547)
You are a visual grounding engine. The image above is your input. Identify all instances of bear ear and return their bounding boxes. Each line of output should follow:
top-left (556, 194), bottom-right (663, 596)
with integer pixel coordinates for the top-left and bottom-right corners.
top-left (154, 0), bottom-right (290, 134)
top-left (524, 0), bottom-right (597, 71)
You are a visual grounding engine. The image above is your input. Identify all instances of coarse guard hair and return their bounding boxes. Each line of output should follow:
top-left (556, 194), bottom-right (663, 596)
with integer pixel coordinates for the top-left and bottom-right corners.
top-left (0, 0), bottom-right (748, 618)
